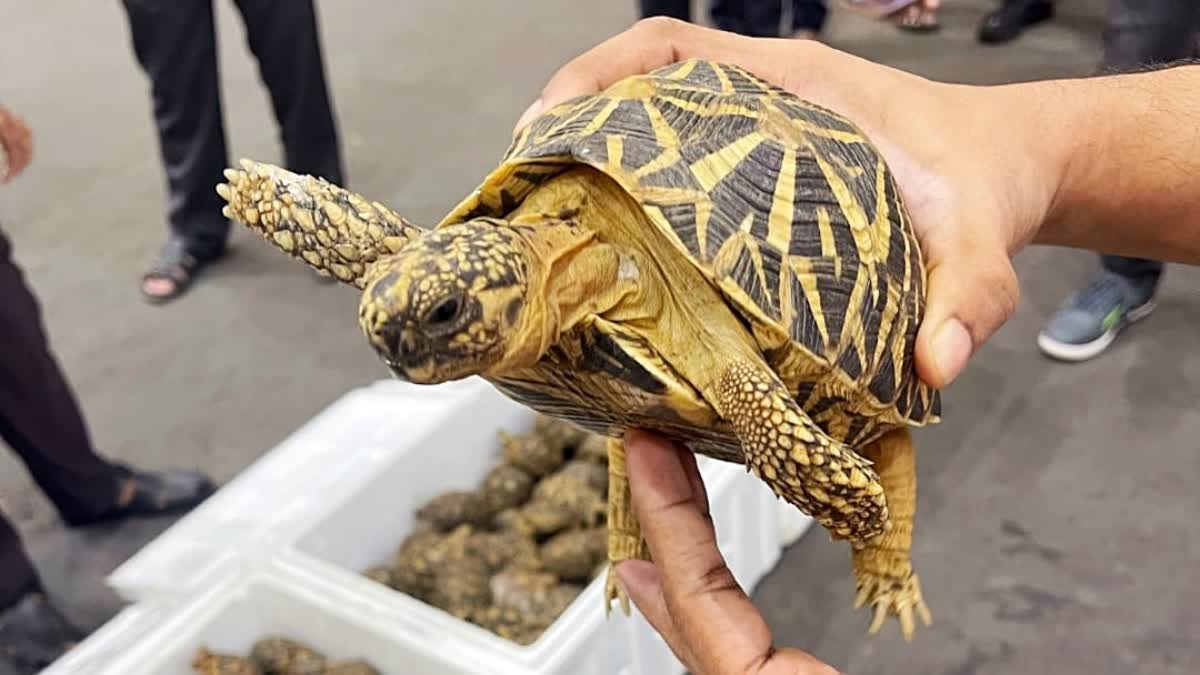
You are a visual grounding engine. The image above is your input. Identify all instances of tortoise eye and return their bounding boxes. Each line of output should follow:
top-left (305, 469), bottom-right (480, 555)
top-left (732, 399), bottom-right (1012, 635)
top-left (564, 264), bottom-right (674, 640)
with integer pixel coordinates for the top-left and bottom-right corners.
top-left (427, 295), bottom-right (462, 326)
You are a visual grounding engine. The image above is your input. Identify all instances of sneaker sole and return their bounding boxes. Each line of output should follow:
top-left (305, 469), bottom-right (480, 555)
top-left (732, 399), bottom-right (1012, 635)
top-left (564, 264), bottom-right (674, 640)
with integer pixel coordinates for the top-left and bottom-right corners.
top-left (1036, 298), bottom-right (1156, 362)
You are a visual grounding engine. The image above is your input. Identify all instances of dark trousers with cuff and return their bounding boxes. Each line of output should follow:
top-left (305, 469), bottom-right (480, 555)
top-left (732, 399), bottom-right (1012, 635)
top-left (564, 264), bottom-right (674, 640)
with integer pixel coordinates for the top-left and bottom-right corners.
top-left (639, 0), bottom-right (827, 36)
top-left (0, 229), bottom-right (123, 610)
top-left (119, 0), bottom-right (345, 261)
top-left (1098, 0), bottom-right (1200, 285)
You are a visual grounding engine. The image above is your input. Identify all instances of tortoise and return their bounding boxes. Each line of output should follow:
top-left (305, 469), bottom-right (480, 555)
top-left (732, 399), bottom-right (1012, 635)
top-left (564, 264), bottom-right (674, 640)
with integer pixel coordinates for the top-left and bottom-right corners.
top-left (191, 648), bottom-right (262, 675)
top-left (217, 58), bottom-right (939, 639)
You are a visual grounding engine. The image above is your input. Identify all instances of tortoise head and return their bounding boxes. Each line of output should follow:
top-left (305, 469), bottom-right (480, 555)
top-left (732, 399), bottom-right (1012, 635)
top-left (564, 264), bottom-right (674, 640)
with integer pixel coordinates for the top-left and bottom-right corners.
top-left (359, 219), bottom-right (535, 383)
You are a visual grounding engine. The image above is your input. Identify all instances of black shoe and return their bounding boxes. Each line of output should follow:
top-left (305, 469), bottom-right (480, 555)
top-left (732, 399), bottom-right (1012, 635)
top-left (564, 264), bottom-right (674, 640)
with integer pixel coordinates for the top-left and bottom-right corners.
top-left (977, 0), bottom-right (1053, 43)
top-left (65, 464), bottom-right (217, 527)
top-left (0, 591), bottom-right (84, 673)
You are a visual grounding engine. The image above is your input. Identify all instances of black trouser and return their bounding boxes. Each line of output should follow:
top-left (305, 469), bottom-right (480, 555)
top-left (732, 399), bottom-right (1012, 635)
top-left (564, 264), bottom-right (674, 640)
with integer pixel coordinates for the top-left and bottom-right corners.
top-left (120, 0), bottom-right (345, 260)
top-left (639, 0), bottom-right (827, 36)
top-left (1097, 0), bottom-right (1200, 285)
top-left (0, 229), bottom-right (123, 610)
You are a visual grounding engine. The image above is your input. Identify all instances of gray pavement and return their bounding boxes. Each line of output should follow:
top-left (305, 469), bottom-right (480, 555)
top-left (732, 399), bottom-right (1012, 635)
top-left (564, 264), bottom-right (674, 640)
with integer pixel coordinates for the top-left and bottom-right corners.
top-left (1, 1), bottom-right (1196, 673)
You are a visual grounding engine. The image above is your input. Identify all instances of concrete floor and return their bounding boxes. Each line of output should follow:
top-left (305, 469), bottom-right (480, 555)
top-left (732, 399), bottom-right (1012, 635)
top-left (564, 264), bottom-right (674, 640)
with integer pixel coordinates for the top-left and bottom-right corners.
top-left (1, 0), bottom-right (1197, 673)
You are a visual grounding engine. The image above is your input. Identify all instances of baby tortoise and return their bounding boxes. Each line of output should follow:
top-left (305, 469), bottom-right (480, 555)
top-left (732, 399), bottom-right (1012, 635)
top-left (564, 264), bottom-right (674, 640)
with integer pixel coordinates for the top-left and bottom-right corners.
top-left (540, 527), bottom-right (607, 582)
top-left (415, 489), bottom-right (490, 531)
top-left (427, 556), bottom-right (493, 620)
top-left (477, 463), bottom-right (535, 515)
top-left (192, 639), bottom-right (380, 675)
top-left (531, 468), bottom-right (606, 527)
top-left (494, 499), bottom-right (579, 538)
top-left (499, 430), bottom-right (565, 478)
top-left (361, 564), bottom-right (394, 588)
top-left (322, 662), bottom-right (381, 675)
top-left (191, 648), bottom-right (262, 675)
top-left (222, 59), bottom-right (942, 639)
top-left (390, 524), bottom-right (473, 598)
top-left (250, 636), bottom-right (325, 674)
top-left (471, 605), bottom-right (545, 646)
top-left (572, 434), bottom-right (609, 465)
top-left (557, 458), bottom-right (608, 494)
top-left (490, 568), bottom-right (583, 634)
top-left (467, 528), bottom-right (541, 573)
top-left (532, 414), bottom-right (588, 453)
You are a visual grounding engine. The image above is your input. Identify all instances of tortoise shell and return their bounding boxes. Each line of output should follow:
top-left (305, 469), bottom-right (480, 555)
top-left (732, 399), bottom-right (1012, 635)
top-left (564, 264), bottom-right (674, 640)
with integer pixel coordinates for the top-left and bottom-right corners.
top-left (440, 59), bottom-right (939, 446)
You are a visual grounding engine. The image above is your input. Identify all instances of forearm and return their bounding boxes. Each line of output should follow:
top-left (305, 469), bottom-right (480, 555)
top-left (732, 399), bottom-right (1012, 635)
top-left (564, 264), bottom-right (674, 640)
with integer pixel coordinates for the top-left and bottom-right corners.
top-left (1011, 62), bottom-right (1200, 263)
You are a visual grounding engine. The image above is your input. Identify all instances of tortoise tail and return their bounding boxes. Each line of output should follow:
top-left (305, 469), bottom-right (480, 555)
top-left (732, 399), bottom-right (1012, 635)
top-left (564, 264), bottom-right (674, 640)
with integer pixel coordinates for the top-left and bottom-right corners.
top-left (217, 158), bottom-right (425, 288)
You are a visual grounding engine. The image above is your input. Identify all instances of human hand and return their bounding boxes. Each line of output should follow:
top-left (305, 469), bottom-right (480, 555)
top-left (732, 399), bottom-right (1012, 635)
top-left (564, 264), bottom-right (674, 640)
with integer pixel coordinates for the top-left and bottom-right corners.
top-left (0, 104), bottom-right (33, 183)
top-left (516, 19), bottom-right (1066, 389)
top-left (615, 429), bottom-right (841, 675)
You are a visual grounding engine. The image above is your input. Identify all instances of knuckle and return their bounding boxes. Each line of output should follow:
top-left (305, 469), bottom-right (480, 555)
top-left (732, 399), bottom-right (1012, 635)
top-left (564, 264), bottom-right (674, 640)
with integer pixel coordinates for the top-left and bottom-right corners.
top-left (632, 15), bottom-right (684, 37)
top-left (691, 559), bottom-right (742, 598)
top-left (986, 263), bottom-right (1020, 321)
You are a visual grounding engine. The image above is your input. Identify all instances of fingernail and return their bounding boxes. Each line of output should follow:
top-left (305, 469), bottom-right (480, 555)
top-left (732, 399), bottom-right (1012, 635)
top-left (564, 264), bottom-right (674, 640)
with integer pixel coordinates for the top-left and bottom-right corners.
top-left (515, 98), bottom-right (543, 131)
top-left (931, 320), bottom-right (972, 385)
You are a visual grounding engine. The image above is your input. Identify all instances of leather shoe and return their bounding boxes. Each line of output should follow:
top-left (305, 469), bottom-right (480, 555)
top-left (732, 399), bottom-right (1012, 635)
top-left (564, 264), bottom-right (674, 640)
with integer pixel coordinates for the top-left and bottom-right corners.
top-left (0, 590), bottom-right (83, 673)
top-left (67, 463), bottom-right (217, 527)
top-left (978, 0), bottom-right (1053, 43)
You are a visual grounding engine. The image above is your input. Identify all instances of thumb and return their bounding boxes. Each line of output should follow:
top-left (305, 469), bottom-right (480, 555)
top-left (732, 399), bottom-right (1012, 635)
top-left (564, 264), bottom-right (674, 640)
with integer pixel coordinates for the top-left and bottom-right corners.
top-left (915, 238), bottom-right (1019, 389)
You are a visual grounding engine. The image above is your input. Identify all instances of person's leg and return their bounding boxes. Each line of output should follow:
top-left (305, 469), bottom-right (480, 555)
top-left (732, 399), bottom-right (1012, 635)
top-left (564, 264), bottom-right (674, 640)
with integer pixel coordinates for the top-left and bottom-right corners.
top-left (0, 515), bottom-right (38, 612)
top-left (977, 0), bottom-right (1055, 44)
top-left (727, 0), bottom-right (788, 37)
top-left (791, 0), bottom-right (827, 38)
top-left (709, 0), bottom-right (746, 34)
top-left (1099, 255), bottom-right (1164, 285)
top-left (638, 0), bottom-right (691, 21)
top-left (234, 0), bottom-right (345, 186)
top-left (0, 512), bottom-right (82, 672)
top-left (120, 0), bottom-right (231, 303)
top-left (0, 231), bottom-right (123, 524)
top-left (0, 227), bottom-right (216, 526)
top-left (896, 0), bottom-right (942, 33)
top-left (1036, 0), bottom-right (1197, 362)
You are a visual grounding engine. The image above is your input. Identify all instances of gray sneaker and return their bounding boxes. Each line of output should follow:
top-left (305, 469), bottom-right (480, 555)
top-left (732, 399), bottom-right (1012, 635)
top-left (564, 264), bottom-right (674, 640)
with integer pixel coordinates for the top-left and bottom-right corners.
top-left (1036, 271), bottom-right (1157, 361)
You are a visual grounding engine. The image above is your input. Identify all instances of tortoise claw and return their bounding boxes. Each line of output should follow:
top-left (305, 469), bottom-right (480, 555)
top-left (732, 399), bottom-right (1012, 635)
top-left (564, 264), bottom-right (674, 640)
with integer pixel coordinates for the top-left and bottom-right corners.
top-left (603, 565), bottom-right (632, 618)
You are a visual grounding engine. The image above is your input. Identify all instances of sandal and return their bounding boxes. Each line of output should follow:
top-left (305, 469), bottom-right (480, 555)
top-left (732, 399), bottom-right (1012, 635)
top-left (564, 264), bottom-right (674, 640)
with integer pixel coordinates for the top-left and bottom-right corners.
top-left (140, 236), bottom-right (222, 305)
top-left (895, 2), bottom-right (940, 32)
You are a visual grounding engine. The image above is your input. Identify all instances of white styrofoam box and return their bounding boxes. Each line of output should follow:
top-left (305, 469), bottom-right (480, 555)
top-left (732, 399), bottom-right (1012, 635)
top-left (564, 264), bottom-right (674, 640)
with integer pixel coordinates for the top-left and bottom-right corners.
top-left (777, 501), bottom-right (815, 546)
top-left (80, 557), bottom-right (493, 675)
top-left (108, 378), bottom-right (815, 674)
top-left (107, 376), bottom-right (497, 601)
top-left (224, 456), bottom-right (788, 675)
top-left (279, 383), bottom-right (801, 675)
top-left (40, 603), bottom-right (179, 675)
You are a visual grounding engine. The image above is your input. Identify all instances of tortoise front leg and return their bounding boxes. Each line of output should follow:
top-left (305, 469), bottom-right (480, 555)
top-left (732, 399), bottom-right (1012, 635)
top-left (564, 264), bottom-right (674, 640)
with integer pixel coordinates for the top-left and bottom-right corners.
top-left (604, 435), bottom-right (651, 616)
top-left (850, 427), bottom-right (932, 640)
top-left (714, 361), bottom-right (890, 543)
top-left (217, 158), bottom-right (425, 288)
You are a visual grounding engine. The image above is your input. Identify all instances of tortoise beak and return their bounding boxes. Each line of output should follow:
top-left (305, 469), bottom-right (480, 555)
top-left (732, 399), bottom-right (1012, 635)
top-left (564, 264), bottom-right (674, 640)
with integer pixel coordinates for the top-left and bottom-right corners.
top-left (384, 360), bottom-right (410, 382)
top-left (370, 322), bottom-right (437, 383)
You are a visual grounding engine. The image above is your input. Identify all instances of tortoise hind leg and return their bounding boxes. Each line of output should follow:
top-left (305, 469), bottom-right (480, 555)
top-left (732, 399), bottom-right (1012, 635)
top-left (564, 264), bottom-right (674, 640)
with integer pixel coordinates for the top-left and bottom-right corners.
top-left (714, 361), bottom-right (890, 543)
top-left (604, 435), bottom-right (651, 616)
top-left (850, 427), bottom-right (931, 640)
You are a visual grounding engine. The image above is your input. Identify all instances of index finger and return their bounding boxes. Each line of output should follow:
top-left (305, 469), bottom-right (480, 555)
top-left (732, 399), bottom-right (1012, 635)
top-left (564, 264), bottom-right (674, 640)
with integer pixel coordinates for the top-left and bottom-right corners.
top-left (516, 18), bottom-right (799, 130)
top-left (624, 429), bottom-right (778, 674)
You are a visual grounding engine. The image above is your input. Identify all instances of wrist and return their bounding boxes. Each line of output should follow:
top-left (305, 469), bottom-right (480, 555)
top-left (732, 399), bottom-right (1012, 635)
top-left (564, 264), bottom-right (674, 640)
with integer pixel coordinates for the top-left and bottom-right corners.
top-left (1031, 76), bottom-right (1117, 250)
top-left (967, 78), bottom-right (1086, 253)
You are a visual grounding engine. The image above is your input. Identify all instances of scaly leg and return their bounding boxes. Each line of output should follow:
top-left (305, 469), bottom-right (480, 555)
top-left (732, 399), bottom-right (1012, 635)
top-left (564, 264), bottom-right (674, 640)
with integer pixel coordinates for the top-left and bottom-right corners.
top-left (850, 427), bottom-right (931, 640)
top-left (604, 435), bottom-right (651, 616)
top-left (715, 361), bottom-right (890, 542)
top-left (217, 158), bottom-right (424, 288)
